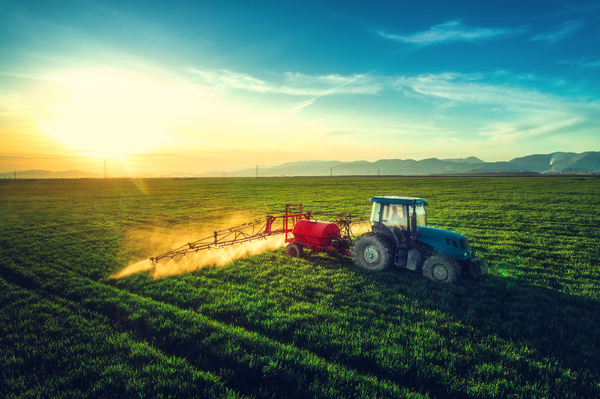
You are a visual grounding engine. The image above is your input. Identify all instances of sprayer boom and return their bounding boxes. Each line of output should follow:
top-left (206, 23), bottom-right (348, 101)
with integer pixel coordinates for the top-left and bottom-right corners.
top-left (149, 204), bottom-right (309, 267)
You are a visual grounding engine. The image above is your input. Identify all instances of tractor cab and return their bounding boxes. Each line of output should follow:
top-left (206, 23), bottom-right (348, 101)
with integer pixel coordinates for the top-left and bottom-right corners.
top-left (370, 196), bottom-right (426, 228)
top-left (369, 196), bottom-right (427, 248)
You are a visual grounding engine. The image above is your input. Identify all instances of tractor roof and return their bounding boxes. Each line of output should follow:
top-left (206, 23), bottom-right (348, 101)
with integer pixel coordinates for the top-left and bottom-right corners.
top-left (370, 196), bottom-right (428, 205)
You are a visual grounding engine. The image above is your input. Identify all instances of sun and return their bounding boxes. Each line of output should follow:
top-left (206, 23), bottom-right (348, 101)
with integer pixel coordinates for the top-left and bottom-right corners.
top-left (39, 72), bottom-right (182, 159)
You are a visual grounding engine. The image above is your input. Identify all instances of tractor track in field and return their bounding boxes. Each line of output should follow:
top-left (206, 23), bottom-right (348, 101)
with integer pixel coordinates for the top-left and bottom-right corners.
top-left (0, 258), bottom-right (424, 399)
top-left (0, 263), bottom-right (254, 397)
top-left (0, 274), bottom-right (243, 399)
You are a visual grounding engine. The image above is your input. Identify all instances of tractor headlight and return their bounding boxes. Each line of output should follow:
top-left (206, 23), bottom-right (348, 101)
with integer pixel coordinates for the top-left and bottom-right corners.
top-left (464, 251), bottom-right (468, 257)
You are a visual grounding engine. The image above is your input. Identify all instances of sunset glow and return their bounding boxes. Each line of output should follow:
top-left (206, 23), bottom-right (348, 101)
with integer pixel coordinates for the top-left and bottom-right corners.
top-left (39, 73), bottom-right (179, 158)
top-left (1, 0), bottom-right (598, 175)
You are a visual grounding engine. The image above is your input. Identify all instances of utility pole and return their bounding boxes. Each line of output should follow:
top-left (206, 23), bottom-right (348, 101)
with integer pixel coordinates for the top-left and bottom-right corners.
top-left (330, 166), bottom-right (332, 177)
top-left (14, 171), bottom-right (16, 179)
top-left (256, 165), bottom-right (258, 179)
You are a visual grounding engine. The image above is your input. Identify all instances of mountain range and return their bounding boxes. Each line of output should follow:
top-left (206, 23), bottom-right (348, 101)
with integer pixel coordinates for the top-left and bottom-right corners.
top-left (2, 152), bottom-right (599, 179)
top-left (0, 170), bottom-right (103, 179)
top-left (203, 151), bottom-right (600, 177)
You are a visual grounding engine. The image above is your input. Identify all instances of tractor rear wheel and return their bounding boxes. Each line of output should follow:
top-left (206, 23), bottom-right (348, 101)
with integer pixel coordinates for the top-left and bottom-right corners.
top-left (352, 233), bottom-right (392, 272)
top-left (286, 243), bottom-right (304, 258)
top-left (422, 254), bottom-right (461, 283)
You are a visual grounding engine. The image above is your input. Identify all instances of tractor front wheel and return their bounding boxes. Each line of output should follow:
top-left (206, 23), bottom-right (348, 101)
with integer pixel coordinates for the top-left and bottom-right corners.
top-left (422, 254), bottom-right (461, 283)
top-left (352, 233), bottom-right (392, 272)
top-left (286, 243), bottom-right (304, 258)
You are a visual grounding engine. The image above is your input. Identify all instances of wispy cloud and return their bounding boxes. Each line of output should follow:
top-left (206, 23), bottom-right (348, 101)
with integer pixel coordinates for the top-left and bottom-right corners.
top-left (375, 21), bottom-right (524, 45)
top-left (287, 98), bottom-right (317, 114)
top-left (391, 72), bottom-right (598, 116)
top-left (580, 60), bottom-right (600, 68)
top-left (393, 72), bottom-right (549, 105)
top-left (0, 91), bottom-right (32, 118)
top-left (559, 58), bottom-right (600, 68)
top-left (187, 69), bottom-right (383, 113)
top-left (283, 72), bottom-right (382, 95)
top-left (187, 68), bottom-right (382, 96)
top-left (531, 20), bottom-right (583, 43)
top-left (184, 64), bottom-right (600, 145)
top-left (325, 131), bottom-right (357, 137)
top-left (392, 72), bottom-right (597, 140)
top-left (186, 69), bottom-right (271, 92)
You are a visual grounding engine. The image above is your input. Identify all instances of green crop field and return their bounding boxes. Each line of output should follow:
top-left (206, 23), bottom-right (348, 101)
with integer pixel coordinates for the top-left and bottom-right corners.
top-left (1, 176), bottom-right (599, 398)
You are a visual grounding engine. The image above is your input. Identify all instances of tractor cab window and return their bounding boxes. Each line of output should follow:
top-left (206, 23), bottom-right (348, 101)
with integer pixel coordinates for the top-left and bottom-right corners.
top-left (378, 203), bottom-right (407, 228)
top-left (370, 202), bottom-right (381, 223)
top-left (409, 204), bottom-right (427, 227)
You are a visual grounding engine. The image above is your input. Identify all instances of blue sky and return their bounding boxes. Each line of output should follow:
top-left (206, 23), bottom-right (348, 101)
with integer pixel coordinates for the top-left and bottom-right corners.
top-left (1, 0), bottom-right (599, 175)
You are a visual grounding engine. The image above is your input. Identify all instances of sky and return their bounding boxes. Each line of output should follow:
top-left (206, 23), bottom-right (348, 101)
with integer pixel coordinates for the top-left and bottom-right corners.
top-left (1, 0), bottom-right (599, 176)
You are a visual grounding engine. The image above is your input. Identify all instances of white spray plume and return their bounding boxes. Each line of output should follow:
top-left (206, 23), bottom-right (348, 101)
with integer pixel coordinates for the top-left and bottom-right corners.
top-left (112, 224), bottom-right (286, 279)
top-left (151, 234), bottom-right (285, 278)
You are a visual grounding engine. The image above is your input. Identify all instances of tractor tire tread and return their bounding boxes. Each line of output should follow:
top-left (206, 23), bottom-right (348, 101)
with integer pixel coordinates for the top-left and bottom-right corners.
top-left (352, 232), bottom-right (393, 272)
top-left (422, 253), bottom-right (462, 284)
top-left (286, 242), bottom-right (304, 258)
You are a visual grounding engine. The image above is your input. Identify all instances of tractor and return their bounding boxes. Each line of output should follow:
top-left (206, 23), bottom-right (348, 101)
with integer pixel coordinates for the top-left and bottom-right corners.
top-left (351, 196), bottom-right (488, 283)
top-left (147, 199), bottom-right (487, 284)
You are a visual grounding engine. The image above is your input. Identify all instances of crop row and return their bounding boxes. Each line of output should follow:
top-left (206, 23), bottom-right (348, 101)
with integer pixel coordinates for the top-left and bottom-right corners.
top-left (0, 251), bottom-right (421, 399)
top-left (115, 249), bottom-right (600, 398)
top-left (0, 275), bottom-right (242, 399)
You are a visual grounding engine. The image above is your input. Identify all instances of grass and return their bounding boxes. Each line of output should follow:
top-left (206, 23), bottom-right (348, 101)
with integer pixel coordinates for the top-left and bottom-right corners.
top-left (1, 176), bottom-right (599, 398)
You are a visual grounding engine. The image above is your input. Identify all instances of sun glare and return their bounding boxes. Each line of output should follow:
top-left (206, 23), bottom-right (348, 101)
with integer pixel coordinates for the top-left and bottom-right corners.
top-left (39, 73), bottom-right (189, 158)
top-left (34, 70), bottom-right (334, 167)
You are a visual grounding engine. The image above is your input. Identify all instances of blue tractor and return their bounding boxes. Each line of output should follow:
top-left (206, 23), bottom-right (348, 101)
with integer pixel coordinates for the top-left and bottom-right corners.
top-left (352, 196), bottom-right (488, 283)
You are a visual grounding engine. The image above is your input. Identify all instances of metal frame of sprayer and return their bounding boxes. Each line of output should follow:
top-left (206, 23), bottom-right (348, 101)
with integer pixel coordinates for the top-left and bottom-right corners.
top-left (148, 204), bottom-right (347, 267)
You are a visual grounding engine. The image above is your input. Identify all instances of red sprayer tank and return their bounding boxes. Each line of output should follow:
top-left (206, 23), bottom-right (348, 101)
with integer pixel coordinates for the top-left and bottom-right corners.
top-left (292, 220), bottom-right (341, 247)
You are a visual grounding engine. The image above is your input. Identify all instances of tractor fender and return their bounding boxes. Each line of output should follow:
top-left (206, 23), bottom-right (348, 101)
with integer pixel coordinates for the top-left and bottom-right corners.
top-left (371, 222), bottom-right (400, 247)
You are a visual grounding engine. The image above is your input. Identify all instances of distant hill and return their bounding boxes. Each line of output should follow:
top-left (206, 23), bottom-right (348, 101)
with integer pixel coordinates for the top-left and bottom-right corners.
top-left (202, 152), bottom-right (600, 177)
top-left (3, 152), bottom-right (599, 179)
top-left (442, 156), bottom-right (485, 164)
top-left (0, 170), bottom-right (103, 179)
top-left (508, 152), bottom-right (600, 174)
